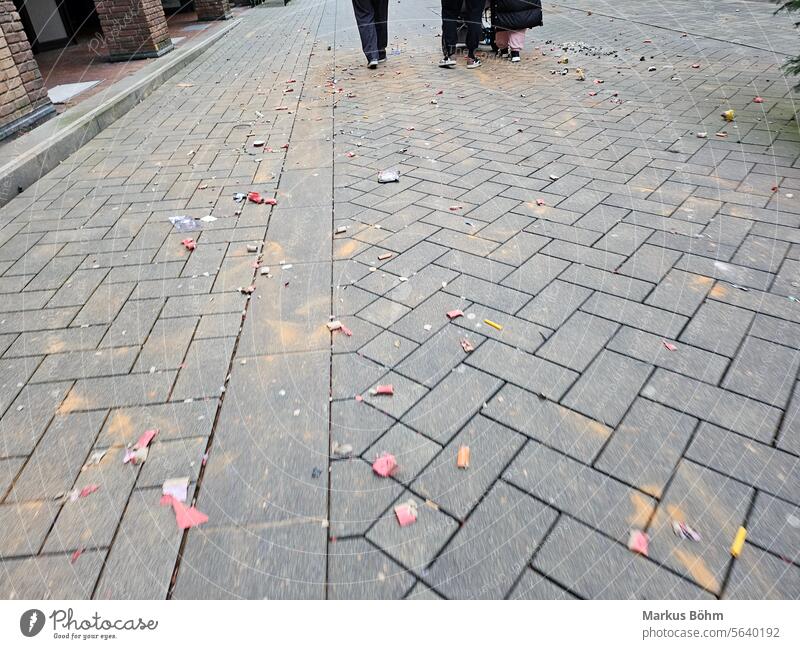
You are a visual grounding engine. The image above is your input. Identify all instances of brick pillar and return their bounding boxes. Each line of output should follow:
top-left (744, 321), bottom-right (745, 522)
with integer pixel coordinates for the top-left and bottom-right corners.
top-left (195, 0), bottom-right (233, 21)
top-left (0, 2), bottom-right (55, 140)
top-left (94, 0), bottom-right (174, 62)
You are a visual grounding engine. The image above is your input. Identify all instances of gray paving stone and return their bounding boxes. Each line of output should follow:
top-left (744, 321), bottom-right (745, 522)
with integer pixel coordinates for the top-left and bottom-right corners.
top-left (532, 517), bottom-right (711, 599)
top-left (509, 569), bottom-right (577, 599)
top-left (537, 311), bottom-right (619, 373)
top-left (394, 324), bottom-right (483, 387)
top-left (648, 461), bottom-right (752, 594)
top-left (405, 581), bottom-right (444, 599)
top-left (358, 296), bottom-right (412, 329)
top-left (426, 482), bottom-right (557, 599)
top-left (328, 538), bottom-right (415, 599)
top-left (617, 243), bottom-right (682, 283)
top-left (686, 423), bottom-right (800, 505)
top-left (173, 522), bottom-right (326, 599)
top-left (136, 437), bottom-right (207, 488)
top-left (0, 549), bottom-right (106, 599)
top-left (0, 382), bottom-right (73, 457)
top-left (0, 500), bottom-right (60, 558)
top-left (596, 399), bottom-right (696, 497)
top-left (363, 372), bottom-right (429, 419)
top-left (445, 273), bottom-right (531, 314)
top-left (360, 330), bottom-right (419, 369)
top-left (562, 350), bottom-right (652, 427)
top-left (31, 347), bottom-right (139, 384)
top-left (582, 292), bottom-right (687, 339)
top-left (366, 423), bottom-right (441, 484)
top-left (680, 299), bottom-right (754, 357)
top-left (61, 371), bottom-right (176, 412)
top-left (411, 415), bottom-right (524, 520)
top-left (644, 369), bottom-right (782, 443)
top-left (516, 279), bottom-right (592, 329)
top-left (366, 491), bottom-right (459, 572)
top-left (331, 400), bottom-right (395, 457)
top-left (505, 440), bottom-right (655, 542)
top-left (722, 337), bottom-right (799, 408)
top-left (500, 254), bottom-right (570, 297)
top-left (389, 292), bottom-right (471, 343)
top-left (645, 269), bottom-right (714, 316)
top-left (747, 491), bottom-right (800, 564)
top-left (607, 326), bottom-right (729, 384)
top-left (329, 459), bottom-right (403, 538)
top-left (96, 400), bottom-right (216, 447)
top-left (0, 457), bottom-right (23, 497)
top-left (724, 545), bottom-right (800, 599)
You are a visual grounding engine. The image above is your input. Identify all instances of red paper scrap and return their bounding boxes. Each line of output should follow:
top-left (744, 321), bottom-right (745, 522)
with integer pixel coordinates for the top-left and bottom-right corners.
top-left (753, 96), bottom-right (764, 103)
top-left (161, 494), bottom-right (208, 530)
top-left (460, 338), bottom-right (475, 353)
top-left (628, 530), bottom-right (649, 556)
top-left (375, 384), bottom-right (394, 396)
top-left (355, 394), bottom-right (364, 402)
top-left (70, 548), bottom-right (83, 564)
top-left (372, 453), bottom-right (397, 478)
top-left (247, 192), bottom-right (264, 204)
top-left (181, 238), bottom-right (196, 251)
top-left (395, 503), bottom-right (417, 527)
top-left (536, 198), bottom-right (545, 206)
top-left (134, 429), bottom-right (157, 450)
top-left (446, 309), bottom-right (464, 320)
top-left (662, 340), bottom-right (677, 351)
top-left (80, 484), bottom-right (99, 498)
top-left (340, 325), bottom-right (353, 337)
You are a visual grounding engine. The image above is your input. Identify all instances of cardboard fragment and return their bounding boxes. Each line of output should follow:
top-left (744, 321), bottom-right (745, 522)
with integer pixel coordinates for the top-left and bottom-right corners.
top-left (162, 477), bottom-right (190, 503)
top-left (327, 320), bottom-right (343, 332)
top-left (460, 338), bottom-right (475, 353)
top-left (446, 309), bottom-right (464, 320)
top-left (135, 429), bottom-right (158, 450)
top-left (377, 252), bottom-right (393, 261)
top-left (457, 446), bottom-right (470, 469)
top-left (372, 453), bottom-right (397, 478)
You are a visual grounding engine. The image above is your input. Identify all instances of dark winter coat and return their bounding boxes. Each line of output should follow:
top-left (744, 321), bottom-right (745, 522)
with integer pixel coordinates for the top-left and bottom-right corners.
top-left (491, 0), bottom-right (543, 31)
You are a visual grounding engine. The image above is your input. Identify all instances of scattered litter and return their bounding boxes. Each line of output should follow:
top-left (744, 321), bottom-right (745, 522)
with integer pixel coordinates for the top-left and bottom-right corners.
top-left (457, 446), bottom-right (470, 469)
top-left (672, 520), bottom-right (701, 542)
top-left (548, 174), bottom-right (560, 181)
top-left (627, 529), bottom-right (649, 556)
top-left (70, 548), bottom-right (83, 564)
top-left (81, 449), bottom-right (107, 471)
top-left (371, 384), bottom-right (394, 396)
top-left (346, 151), bottom-right (356, 158)
top-left (423, 324), bottom-right (432, 331)
top-left (372, 453), bottom-right (397, 477)
top-left (182, 238), bottom-right (196, 251)
top-left (335, 226), bottom-right (348, 235)
top-left (332, 442), bottom-right (353, 457)
top-left (199, 215), bottom-right (216, 223)
top-left (253, 140), bottom-right (266, 147)
top-left (395, 500), bottom-right (418, 527)
top-left (446, 309), bottom-right (464, 320)
top-left (753, 96), bottom-right (764, 103)
top-left (79, 484), bottom-right (99, 498)
top-left (327, 320), bottom-right (343, 332)
top-left (378, 252), bottom-right (394, 261)
top-left (161, 494), bottom-right (208, 530)
top-left (662, 340), bottom-right (677, 352)
top-left (239, 285), bottom-right (256, 295)
top-left (162, 477), bottom-right (189, 503)
top-left (340, 325), bottom-right (353, 336)
top-left (647, 66), bottom-right (657, 72)
top-left (124, 429), bottom-right (157, 465)
top-left (691, 63), bottom-right (700, 69)
top-left (449, 205), bottom-right (463, 211)
top-left (483, 319), bottom-right (503, 331)
top-left (246, 244), bottom-right (259, 253)
top-left (311, 467), bottom-right (322, 479)
top-left (576, 68), bottom-right (585, 81)
top-left (169, 216), bottom-right (200, 232)
top-left (260, 267), bottom-right (270, 276)
top-left (460, 338), bottom-right (475, 353)
top-left (378, 169), bottom-right (400, 183)
top-left (282, 264), bottom-right (293, 270)
top-left (593, 79), bottom-right (604, 84)
top-left (721, 109), bottom-right (735, 122)
top-left (730, 526), bottom-right (747, 557)
top-left (696, 132), bottom-right (707, 138)
top-left (233, 192), bottom-right (247, 203)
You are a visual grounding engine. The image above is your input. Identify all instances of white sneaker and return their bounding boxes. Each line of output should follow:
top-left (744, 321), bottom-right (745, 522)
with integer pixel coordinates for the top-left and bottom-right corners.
top-left (368, 59), bottom-right (379, 69)
top-left (466, 57), bottom-right (481, 69)
top-left (438, 57), bottom-right (456, 68)
top-left (510, 51), bottom-right (521, 63)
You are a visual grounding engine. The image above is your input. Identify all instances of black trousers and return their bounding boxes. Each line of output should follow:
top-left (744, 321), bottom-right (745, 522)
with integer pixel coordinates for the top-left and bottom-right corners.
top-left (352, 0), bottom-right (389, 61)
top-left (441, 0), bottom-right (483, 58)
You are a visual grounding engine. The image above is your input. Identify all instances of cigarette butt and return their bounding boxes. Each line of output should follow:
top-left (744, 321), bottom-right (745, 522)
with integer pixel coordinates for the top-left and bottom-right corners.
top-left (731, 526), bottom-right (747, 557)
top-left (484, 319), bottom-right (503, 330)
top-left (457, 446), bottom-right (470, 469)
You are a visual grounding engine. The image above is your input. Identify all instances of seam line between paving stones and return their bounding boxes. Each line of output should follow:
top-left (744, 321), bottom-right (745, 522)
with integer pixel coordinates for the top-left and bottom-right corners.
top-left (162, 8), bottom-right (324, 600)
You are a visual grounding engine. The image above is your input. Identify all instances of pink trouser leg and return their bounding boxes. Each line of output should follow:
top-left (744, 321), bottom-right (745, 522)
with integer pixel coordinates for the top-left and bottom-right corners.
top-left (508, 29), bottom-right (526, 51)
top-left (495, 30), bottom-right (508, 48)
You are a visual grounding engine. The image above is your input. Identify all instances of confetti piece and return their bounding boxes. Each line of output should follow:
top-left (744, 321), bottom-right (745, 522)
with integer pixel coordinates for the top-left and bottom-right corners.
top-left (373, 384), bottom-right (394, 396)
top-left (79, 484), bottom-right (99, 498)
top-left (662, 340), bottom-right (677, 351)
top-left (731, 526), bottom-right (747, 557)
top-left (70, 548), bottom-right (83, 564)
top-left (447, 309), bottom-right (464, 320)
top-left (161, 495), bottom-right (208, 530)
top-left (135, 429), bottom-right (157, 450)
top-left (395, 501), bottom-right (417, 527)
top-left (753, 96), bottom-right (764, 103)
top-left (181, 238), bottom-right (196, 251)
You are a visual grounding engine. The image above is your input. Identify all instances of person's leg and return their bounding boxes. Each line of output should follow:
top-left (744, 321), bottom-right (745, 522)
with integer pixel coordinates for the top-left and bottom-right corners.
top-left (352, 0), bottom-right (378, 62)
top-left (464, 0), bottom-right (483, 59)
top-left (495, 30), bottom-right (508, 48)
top-left (373, 0), bottom-right (389, 60)
top-left (440, 0), bottom-right (460, 59)
top-left (508, 29), bottom-right (525, 51)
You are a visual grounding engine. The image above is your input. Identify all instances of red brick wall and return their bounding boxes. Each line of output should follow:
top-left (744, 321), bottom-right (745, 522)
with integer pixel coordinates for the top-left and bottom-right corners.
top-left (94, 0), bottom-right (172, 60)
top-left (195, 0), bottom-right (232, 21)
top-left (0, 1), bottom-right (51, 135)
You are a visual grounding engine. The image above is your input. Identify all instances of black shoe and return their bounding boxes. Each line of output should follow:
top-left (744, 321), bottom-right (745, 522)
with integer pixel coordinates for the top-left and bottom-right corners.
top-left (378, 50), bottom-right (387, 62)
top-left (510, 50), bottom-right (521, 63)
top-left (498, 47), bottom-right (509, 58)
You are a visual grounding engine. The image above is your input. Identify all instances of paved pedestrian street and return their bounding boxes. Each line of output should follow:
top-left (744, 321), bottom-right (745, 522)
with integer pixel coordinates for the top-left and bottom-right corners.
top-left (1, 0), bottom-right (799, 600)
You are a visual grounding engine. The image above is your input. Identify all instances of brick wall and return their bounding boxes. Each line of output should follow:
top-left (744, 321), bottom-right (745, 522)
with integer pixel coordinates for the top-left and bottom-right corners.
top-left (0, 1), bottom-right (52, 138)
top-left (94, 0), bottom-right (173, 61)
top-left (195, 0), bottom-right (233, 21)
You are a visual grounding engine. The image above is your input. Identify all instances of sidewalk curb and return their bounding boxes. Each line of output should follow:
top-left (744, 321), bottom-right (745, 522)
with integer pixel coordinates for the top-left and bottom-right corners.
top-left (0, 18), bottom-right (242, 209)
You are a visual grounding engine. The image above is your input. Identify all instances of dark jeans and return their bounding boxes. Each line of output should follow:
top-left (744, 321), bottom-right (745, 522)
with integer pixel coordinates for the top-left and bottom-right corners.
top-left (352, 0), bottom-right (389, 61)
top-left (441, 0), bottom-right (483, 58)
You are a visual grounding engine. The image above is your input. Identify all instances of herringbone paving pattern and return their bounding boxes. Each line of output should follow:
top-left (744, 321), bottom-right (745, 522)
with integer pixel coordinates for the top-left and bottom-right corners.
top-left (0, 0), bottom-right (798, 599)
